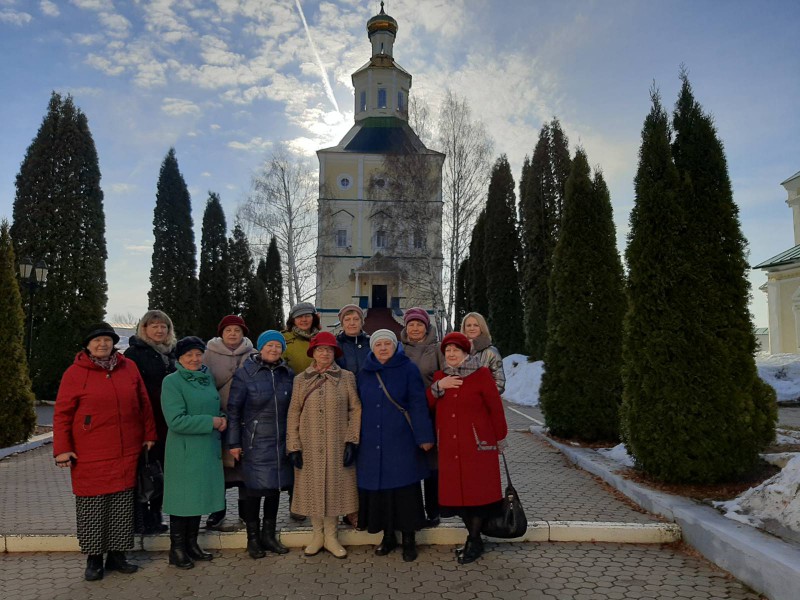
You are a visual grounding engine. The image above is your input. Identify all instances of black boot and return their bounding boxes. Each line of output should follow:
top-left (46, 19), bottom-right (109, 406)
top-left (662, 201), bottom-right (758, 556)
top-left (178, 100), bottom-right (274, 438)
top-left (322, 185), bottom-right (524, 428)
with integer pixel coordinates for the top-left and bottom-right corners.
top-left (168, 516), bottom-right (194, 569)
top-left (84, 554), bottom-right (104, 581)
top-left (185, 516), bottom-right (213, 561)
top-left (457, 535), bottom-right (484, 565)
top-left (374, 530), bottom-right (397, 556)
top-left (260, 519), bottom-right (289, 554)
top-left (105, 551), bottom-right (138, 574)
top-left (245, 521), bottom-right (266, 559)
top-left (402, 531), bottom-right (418, 562)
top-left (150, 506), bottom-right (168, 534)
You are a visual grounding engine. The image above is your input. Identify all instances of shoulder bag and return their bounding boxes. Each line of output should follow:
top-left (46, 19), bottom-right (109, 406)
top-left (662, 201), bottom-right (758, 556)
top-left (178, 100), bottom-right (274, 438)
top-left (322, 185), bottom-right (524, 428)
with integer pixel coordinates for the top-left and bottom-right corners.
top-left (481, 453), bottom-right (527, 538)
top-left (375, 372), bottom-right (414, 433)
top-left (136, 447), bottom-right (164, 504)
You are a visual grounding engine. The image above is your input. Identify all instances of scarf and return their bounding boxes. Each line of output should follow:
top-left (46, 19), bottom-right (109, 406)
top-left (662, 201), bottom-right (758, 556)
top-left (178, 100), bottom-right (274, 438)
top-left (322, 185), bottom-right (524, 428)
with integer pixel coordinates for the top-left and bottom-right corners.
top-left (177, 364), bottom-right (212, 386)
top-left (291, 325), bottom-right (319, 341)
top-left (87, 349), bottom-right (119, 372)
top-left (442, 354), bottom-right (482, 378)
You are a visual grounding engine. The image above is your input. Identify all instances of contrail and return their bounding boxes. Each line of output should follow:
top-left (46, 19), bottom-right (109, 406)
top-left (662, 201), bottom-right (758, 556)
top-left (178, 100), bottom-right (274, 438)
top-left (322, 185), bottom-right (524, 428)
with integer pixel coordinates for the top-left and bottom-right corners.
top-left (295, 0), bottom-right (341, 114)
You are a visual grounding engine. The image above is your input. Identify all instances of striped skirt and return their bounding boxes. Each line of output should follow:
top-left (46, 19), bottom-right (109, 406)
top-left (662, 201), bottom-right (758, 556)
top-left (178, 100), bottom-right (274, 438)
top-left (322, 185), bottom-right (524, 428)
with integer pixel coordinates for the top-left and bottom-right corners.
top-left (75, 488), bottom-right (135, 555)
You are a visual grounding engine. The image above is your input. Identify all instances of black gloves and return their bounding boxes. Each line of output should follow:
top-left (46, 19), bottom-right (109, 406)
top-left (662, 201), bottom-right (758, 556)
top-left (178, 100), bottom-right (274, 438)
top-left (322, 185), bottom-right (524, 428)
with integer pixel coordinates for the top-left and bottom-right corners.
top-left (288, 451), bottom-right (303, 470)
top-left (343, 442), bottom-right (358, 467)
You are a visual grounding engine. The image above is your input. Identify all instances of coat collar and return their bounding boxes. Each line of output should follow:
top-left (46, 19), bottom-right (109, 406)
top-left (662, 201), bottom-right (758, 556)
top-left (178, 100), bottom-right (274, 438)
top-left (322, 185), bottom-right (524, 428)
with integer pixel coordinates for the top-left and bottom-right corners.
top-left (362, 344), bottom-right (410, 372)
top-left (301, 361), bottom-right (343, 383)
top-left (175, 363), bottom-right (213, 385)
top-left (243, 354), bottom-right (291, 376)
top-left (470, 333), bottom-right (492, 353)
top-left (206, 336), bottom-right (254, 357)
top-left (400, 324), bottom-right (438, 347)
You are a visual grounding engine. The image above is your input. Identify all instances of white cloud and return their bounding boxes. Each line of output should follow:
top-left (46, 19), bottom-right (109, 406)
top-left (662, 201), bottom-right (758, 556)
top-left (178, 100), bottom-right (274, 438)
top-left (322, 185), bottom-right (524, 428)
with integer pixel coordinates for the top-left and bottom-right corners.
top-left (85, 53), bottom-right (125, 75)
top-left (161, 97), bottom-right (201, 116)
top-left (98, 10), bottom-right (131, 38)
top-left (228, 137), bottom-right (273, 153)
top-left (40, 0), bottom-right (59, 17)
top-left (124, 243), bottom-right (152, 254)
top-left (201, 171), bottom-right (211, 177)
top-left (107, 182), bottom-right (137, 194)
top-left (73, 32), bottom-right (104, 45)
top-left (70, 0), bottom-right (114, 12)
top-left (0, 9), bottom-right (32, 25)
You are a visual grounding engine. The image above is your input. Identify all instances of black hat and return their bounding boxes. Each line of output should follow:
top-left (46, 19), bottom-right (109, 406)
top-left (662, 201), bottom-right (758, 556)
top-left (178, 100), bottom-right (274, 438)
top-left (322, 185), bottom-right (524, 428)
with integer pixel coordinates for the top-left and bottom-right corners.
top-left (175, 336), bottom-right (206, 359)
top-left (82, 322), bottom-right (120, 347)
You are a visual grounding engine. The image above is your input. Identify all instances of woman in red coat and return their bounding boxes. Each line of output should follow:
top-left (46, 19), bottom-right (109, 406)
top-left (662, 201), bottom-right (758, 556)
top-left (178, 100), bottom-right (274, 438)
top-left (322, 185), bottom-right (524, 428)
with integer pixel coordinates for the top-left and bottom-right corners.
top-left (54, 323), bottom-right (157, 581)
top-left (427, 332), bottom-right (508, 565)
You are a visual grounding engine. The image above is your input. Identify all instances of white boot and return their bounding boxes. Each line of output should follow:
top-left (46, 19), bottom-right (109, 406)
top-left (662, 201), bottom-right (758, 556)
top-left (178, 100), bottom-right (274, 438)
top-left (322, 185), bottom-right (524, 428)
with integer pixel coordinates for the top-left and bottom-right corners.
top-left (322, 516), bottom-right (347, 558)
top-left (304, 517), bottom-right (324, 556)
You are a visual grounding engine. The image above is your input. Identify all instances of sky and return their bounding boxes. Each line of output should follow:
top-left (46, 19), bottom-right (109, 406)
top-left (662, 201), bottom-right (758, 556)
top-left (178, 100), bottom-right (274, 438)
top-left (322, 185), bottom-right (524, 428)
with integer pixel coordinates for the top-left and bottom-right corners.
top-left (1, 0), bottom-right (798, 328)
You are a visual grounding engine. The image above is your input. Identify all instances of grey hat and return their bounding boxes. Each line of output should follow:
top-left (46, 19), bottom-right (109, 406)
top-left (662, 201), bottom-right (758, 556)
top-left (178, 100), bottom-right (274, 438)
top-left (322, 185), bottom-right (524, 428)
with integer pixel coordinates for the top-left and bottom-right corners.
top-left (289, 302), bottom-right (316, 320)
top-left (369, 329), bottom-right (398, 351)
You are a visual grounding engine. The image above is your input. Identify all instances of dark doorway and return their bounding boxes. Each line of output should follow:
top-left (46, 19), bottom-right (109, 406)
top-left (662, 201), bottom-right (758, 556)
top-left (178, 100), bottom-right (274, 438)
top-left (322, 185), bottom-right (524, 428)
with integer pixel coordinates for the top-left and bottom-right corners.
top-left (371, 285), bottom-right (388, 308)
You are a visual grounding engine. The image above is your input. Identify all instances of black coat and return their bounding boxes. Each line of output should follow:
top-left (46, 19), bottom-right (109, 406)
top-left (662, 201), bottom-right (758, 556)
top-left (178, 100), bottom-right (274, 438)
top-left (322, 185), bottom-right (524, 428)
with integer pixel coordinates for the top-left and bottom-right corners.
top-left (335, 331), bottom-right (371, 374)
top-left (124, 335), bottom-right (176, 442)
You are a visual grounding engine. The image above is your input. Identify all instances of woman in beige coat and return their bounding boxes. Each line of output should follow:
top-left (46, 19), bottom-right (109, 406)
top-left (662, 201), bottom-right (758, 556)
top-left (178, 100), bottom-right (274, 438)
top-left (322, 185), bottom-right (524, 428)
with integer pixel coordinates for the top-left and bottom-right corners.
top-left (286, 332), bottom-right (361, 558)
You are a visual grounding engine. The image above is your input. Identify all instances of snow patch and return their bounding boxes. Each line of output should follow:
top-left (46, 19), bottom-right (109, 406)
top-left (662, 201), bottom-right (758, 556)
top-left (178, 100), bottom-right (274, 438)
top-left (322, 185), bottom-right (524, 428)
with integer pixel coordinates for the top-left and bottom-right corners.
top-left (502, 354), bottom-right (543, 406)
top-left (756, 352), bottom-right (800, 403)
top-left (597, 443), bottom-right (636, 467)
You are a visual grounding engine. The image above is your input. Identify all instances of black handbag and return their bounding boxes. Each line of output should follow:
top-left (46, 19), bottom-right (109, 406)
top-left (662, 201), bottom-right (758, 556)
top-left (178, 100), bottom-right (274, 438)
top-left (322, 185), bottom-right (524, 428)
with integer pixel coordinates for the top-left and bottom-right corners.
top-left (481, 453), bottom-right (527, 538)
top-left (136, 448), bottom-right (164, 504)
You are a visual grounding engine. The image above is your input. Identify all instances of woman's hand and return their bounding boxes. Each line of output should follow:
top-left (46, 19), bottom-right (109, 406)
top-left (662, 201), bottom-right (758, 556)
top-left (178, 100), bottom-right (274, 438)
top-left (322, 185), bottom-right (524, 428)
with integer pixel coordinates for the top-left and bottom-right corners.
top-left (438, 375), bottom-right (463, 390)
top-left (288, 451), bottom-right (303, 469)
top-left (213, 416), bottom-right (228, 432)
top-left (143, 441), bottom-right (156, 450)
top-left (229, 448), bottom-right (242, 461)
top-left (55, 452), bottom-right (77, 468)
top-left (420, 443), bottom-right (434, 452)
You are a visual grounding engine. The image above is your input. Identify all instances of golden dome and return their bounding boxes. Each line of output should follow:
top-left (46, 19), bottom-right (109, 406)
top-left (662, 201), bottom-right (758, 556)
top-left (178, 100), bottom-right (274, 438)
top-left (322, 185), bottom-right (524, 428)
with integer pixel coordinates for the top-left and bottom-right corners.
top-left (367, 1), bottom-right (397, 37)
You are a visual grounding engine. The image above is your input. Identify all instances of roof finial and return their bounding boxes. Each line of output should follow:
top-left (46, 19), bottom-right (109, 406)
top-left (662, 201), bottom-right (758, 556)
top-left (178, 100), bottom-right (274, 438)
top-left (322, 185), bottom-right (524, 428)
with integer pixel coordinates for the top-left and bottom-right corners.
top-left (380, 1), bottom-right (385, 14)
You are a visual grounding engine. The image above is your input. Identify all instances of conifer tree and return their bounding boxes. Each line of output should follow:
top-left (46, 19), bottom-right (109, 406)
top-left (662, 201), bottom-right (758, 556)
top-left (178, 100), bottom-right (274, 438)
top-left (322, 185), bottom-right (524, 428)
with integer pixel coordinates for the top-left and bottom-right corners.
top-left (242, 274), bottom-right (270, 343)
top-left (11, 92), bottom-right (107, 398)
top-left (260, 236), bottom-right (285, 330)
top-left (198, 192), bottom-right (230, 340)
top-left (228, 223), bottom-right (254, 317)
top-left (466, 209), bottom-right (489, 321)
top-left (0, 221), bottom-right (36, 446)
top-left (539, 150), bottom-right (625, 441)
top-left (454, 258), bottom-right (470, 329)
top-left (483, 155), bottom-right (525, 355)
top-left (149, 148), bottom-right (198, 336)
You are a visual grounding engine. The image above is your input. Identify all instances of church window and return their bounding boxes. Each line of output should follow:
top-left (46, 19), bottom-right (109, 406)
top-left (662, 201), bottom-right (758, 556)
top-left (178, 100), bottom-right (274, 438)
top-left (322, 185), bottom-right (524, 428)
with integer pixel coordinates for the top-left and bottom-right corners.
top-left (359, 91), bottom-right (366, 112)
top-left (338, 175), bottom-right (352, 190)
top-left (397, 91), bottom-right (404, 112)
top-left (375, 230), bottom-right (387, 249)
top-left (378, 88), bottom-right (387, 108)
top-left (336, 229), bottom-right (348, 248)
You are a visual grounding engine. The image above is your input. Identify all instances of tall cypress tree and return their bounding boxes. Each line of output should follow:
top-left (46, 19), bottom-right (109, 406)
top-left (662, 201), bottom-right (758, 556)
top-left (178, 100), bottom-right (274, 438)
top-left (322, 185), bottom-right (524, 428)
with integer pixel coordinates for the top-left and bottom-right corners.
top-left (466, 209), bottom-right (489, 320)
top-left (198, 192), bottom-right (230, 340)
top-left (539, 150), bottom-right (625, 441)
top-left (149, 148), bottom-right (198, 336)
top-left (261, 236), bottom-right (285, 330)
top-left (483, 155), bottom-right (525, 355)
top-left (454, 258), bottom-right (470, 329)
top-left (0, 221), bottom-right (37, 445)
top-left (11, 92), bottom-right (108, 398)
top-left (228, 223), bottom-right (254, 317)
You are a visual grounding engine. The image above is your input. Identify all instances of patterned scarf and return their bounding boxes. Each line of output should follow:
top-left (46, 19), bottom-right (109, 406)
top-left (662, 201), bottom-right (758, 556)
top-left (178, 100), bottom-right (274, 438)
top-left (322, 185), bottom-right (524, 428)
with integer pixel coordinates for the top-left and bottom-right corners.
top-left (442, 354), bottom-right (482, 378)
top-left (292, 325), bottom-right (319, 341)
top-left (87, 349), bottom-right (119, 372)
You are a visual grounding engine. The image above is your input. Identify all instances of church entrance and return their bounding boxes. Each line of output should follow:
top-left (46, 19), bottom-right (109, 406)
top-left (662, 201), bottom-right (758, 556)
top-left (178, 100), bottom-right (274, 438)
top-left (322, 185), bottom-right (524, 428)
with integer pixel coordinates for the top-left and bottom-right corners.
top-left (371, 285), bottom-right (387, 308)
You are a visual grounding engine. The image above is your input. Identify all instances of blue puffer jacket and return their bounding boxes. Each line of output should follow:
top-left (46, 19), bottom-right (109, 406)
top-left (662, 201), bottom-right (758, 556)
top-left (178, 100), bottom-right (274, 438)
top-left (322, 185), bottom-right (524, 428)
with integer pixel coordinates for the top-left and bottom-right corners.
top-left (356, 346), bottom-right (435, 491)
top-left (336, 331), bottom-right (371, 374)
top-left (227, 355), bottom-right (295, 492)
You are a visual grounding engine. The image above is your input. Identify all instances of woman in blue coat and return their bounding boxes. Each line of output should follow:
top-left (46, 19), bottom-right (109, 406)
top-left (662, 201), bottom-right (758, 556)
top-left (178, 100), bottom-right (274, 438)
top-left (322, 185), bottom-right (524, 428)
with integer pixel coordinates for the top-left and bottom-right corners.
top-left (356, 329), bottom-right (435, 562)
top-left (228, 331), bottom-right (294, 559)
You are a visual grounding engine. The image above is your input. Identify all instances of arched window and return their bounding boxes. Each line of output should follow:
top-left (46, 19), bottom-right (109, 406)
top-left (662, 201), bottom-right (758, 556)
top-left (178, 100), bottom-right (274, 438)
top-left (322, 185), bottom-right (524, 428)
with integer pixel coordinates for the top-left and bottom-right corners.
top-left (360, 91), bottom-right (367, 112)
top-left (375, 230), bottom-right (387, 249)
top-left (378, 88), bottom-right (387, 109)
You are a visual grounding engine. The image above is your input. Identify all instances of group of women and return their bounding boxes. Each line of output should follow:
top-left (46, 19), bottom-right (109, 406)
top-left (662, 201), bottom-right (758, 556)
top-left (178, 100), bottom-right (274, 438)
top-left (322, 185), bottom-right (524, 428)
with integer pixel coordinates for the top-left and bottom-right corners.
top-left (53, 303), bottom-right (508, 581)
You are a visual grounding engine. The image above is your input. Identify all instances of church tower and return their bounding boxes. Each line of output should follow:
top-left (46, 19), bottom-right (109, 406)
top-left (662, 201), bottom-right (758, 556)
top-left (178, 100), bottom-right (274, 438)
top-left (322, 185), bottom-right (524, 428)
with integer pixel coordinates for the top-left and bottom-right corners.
top-left (315, 3), bottom-right (445, 333)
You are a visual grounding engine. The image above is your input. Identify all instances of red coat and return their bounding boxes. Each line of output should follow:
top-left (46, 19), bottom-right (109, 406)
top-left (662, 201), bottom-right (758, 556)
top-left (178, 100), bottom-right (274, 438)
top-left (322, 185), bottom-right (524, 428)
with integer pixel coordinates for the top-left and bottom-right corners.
top-left (427, 366), bottom-right (508, 507)
top-left (54, 352), bottom-right (157, 497)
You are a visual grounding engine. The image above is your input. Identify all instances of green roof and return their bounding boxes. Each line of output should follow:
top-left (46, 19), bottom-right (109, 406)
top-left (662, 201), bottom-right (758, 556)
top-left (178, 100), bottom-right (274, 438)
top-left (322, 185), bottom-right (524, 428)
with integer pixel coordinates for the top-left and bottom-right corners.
top-left (343, 117), bottom-right (427, 154)
top-left (753, 244), bottom-right (800, 270)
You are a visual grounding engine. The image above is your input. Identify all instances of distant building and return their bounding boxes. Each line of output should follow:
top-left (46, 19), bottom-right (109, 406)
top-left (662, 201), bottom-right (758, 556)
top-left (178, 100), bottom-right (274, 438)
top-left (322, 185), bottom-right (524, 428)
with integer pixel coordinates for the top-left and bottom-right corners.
top-left (754, 170), bottom-right (800, 353)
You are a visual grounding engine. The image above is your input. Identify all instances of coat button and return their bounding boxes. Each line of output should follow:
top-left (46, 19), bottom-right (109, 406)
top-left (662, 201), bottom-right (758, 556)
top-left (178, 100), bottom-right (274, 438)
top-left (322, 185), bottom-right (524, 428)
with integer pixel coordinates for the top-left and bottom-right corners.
top-left (453, 435), bottom-right (456, 439)
top-left (452, 414), bottom-right (456, 418)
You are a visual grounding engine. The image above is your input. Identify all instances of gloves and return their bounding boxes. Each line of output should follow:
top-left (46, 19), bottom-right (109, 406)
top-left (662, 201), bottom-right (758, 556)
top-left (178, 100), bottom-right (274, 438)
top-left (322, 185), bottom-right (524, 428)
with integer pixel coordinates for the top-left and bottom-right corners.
top-left (288, 451), bottom-right (303, 470)
top-left (343, 442), bottom-right (358, 467)
top-left (497, 438), bottom-right (509, 454)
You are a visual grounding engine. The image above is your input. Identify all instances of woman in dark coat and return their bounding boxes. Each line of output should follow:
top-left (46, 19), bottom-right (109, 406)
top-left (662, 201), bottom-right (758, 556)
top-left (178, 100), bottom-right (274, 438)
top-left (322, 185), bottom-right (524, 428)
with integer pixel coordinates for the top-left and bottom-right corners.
top-left (357, 329), bottom-right (435, 562)
top-left (427, 332), bottom-right (508, 565)
top-left (54, 323), bottom-right (157, 581)
top-left (228, 330), bottom-right (294, 559)
top-left (335, 304), bottom-right (370, 374)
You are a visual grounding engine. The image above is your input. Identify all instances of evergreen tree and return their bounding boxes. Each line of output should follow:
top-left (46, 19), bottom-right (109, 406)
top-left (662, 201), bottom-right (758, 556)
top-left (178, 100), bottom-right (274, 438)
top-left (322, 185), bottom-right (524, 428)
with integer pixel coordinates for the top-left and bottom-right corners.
top-left (243, 274), bottom-right (270, 343)
top-left (483, 155), bottom-right (525, 355)
top-left (11, 92), bottom-right (107, 398)
top-left (198, 192), bottom-right (230, 340)
top-left (228, 223), bottom-right (254, 317)
top-left (260, 236), bottom-right (285, 330)
top-left (466, 209), bottom-right (489, 320)
top-left (149, 148), bottom-right (198, 336)
top-left (454, 258), bottom-right (470, 329)
top-left (0, 221), bottom-right (36, 446)
top-left (539, 150), bottom-right (625, 441)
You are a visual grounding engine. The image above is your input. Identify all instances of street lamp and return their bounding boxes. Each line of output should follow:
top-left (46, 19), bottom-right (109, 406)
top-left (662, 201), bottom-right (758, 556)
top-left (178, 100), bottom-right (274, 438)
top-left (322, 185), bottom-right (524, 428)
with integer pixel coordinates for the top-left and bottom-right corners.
top-left (18, 256), bottom-right (48, 360)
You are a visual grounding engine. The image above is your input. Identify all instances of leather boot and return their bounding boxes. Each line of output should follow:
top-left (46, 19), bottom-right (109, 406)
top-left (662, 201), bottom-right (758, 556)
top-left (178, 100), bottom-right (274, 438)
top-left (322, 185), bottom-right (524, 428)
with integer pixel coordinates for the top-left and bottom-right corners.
top-left (185, 516), bottom-right (213, 561)
top-left (374, 530), bottom-right (397, 556)
top-left (105, 551), bottom-right (138, 574)
top-left (245, 521), bottom-right (265, 559)
top-left (304, 517), bottom-right (324, 556)
top-left (457, 535), bottom-right (484, 565)
top-left (168, 517), bottom-right (194, 569)
top-left (84, 554), bottom-right (104, 581)
top-left (322, 516), bottom-right (347, 558)
top-left (401, 531), bottom-right (418, 562)
top-left (260, 519), bottom-right (289, 554)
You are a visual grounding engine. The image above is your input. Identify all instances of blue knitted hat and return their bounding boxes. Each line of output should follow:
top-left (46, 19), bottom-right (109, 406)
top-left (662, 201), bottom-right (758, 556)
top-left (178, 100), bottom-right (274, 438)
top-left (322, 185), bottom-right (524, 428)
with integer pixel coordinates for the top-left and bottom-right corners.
top-left (257, 330), bottom-right (286, 352)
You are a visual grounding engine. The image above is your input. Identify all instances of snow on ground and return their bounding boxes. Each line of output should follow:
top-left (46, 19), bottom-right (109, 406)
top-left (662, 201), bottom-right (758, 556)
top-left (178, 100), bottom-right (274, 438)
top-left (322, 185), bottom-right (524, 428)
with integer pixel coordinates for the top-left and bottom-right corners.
top-left (502, 354), bottom-right (543, 406)
top-left (597, 444), bottom-right (636, 467)
top-left (756, 352), bottom-right (800, 403)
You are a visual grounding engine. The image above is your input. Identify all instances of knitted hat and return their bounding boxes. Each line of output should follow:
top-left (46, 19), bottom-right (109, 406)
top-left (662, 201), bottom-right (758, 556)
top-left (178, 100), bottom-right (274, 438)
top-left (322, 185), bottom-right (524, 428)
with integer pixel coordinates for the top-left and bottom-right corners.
top-left (307, 331), bottom-right (343, 358)
top-left (217, 314), bottom-right (249, 337)
top-left (289, 302), bottom-right (316, 320)
top-left (369, 329), bottom-right (398, 351)
top-left (403, 307), bottom-right (430, 328)
top-left (176, 336), bottom-right (206, 358)
top-left (257, 330), bottom-right (286, 352)
top-left (440, 332), bottom-right (471, 355)
top-left (337, 304), bottom-right (364, 322)
top-left (82, 322), bottom-right (120, 347)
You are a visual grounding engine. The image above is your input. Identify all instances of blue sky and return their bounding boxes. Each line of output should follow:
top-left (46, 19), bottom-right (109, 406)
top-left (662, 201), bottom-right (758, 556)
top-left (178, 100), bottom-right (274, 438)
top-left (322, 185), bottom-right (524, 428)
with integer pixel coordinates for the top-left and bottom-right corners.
top-left (1, 0), bottom-right (798, 327)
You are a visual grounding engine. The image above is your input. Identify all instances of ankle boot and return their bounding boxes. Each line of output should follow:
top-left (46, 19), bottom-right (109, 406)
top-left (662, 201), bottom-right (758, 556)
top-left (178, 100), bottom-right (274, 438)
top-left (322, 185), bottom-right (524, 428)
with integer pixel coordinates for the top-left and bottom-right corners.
top-left (168, 517), bottom-right (194, 569)
top-left (322, 516), bottom-right (347, 558)
top-left (374, 530), bottom-right (397, 556)
top-left (84, 554), bottom-right (104, 581)
top-left (457, 535), bottom-right (484, 565)
top-left (304, 517), bottom-right (324, 556)
top-left (260, 518), bottom-right (289, 554)
top-left (245, 521), bottom-right (266, 559)
top-left (185, 516), bottom-right (213, 561)
top-left (402, 531), bottom-right (418, 562)
top-left (105, 550), bottom-right (138, 574)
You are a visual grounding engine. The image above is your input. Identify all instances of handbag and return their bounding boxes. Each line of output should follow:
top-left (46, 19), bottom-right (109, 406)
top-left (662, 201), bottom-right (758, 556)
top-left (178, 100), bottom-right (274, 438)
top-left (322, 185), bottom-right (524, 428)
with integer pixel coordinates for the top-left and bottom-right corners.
top-left (375, 372), bottom-right (414, 433)
top-left (136, 448), bottom-right (164, 504)
top-left (481, 453), bottom-right (527, 538)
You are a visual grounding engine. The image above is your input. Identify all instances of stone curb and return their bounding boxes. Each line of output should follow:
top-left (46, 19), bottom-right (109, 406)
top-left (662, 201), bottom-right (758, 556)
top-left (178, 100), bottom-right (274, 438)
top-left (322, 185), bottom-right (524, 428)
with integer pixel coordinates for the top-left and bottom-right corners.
top-left (530, 425), bottom-right (800, 600)
top-left (0, 432), bottom-right (53, 461)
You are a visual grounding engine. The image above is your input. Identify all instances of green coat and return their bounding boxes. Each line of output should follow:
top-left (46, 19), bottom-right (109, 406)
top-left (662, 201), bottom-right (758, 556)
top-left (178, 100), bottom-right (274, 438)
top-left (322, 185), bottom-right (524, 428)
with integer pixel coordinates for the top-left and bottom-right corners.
top-left (161, 364), bottom-right (225, 517)
top-left (281, 329), bottom-right (316, 374)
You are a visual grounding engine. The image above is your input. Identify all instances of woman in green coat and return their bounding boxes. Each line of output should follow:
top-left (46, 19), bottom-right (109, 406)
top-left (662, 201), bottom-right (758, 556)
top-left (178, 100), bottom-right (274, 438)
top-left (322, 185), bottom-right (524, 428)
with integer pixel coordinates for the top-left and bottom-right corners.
top-left (282, 302), bottom-right (321, 374)
top-left (162, 337), bottom-right (227, 570)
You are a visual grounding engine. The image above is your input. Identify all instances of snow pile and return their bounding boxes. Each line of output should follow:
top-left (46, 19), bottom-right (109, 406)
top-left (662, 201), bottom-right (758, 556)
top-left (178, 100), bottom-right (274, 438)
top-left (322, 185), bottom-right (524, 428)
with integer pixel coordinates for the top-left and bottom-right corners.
top-left (756, 353), bottom-right (800, 403)
top-left (502, 354), bottom-right (544, 406)
top-left (597, 444), bottom-right (636, 467)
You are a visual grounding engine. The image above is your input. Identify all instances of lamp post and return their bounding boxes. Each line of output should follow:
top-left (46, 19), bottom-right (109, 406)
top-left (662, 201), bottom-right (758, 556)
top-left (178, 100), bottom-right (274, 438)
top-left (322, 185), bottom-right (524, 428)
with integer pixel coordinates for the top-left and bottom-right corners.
top-left (18, 256), bottom-right (48, 361)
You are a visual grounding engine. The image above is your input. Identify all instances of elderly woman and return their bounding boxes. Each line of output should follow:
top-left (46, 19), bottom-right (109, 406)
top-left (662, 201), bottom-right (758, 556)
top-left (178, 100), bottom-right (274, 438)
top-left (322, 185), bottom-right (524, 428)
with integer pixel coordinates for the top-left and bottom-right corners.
top-left (335, 304), bottom-right (370, 374)
top-left (161, 337), bottom-right (227, 570)
top-left (357, 329), bottom-right (435, 562)
top-left (227, 330), bottom-right (294, 559)
top-left (461, 312), bottom-right (506, 394)
top-left (124, 309), bottom-right (177, 534)
top-left (281, 302), bottom-right (320, 374)
top-left (54, 323), bottom-right (157, 581)
top-left (428, 332), bottom-right (509, 565)
top-left (286, 332), bottom-right (361, 558)
top-left (202, 314), bottom-right (253, 532)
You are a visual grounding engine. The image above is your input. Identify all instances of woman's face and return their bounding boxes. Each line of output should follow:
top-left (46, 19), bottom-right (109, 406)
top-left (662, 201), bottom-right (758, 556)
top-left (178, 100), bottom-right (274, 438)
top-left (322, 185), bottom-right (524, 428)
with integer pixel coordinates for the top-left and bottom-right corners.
top-left (373, 338), bottom-right (396, 364)
top-left (313, 345), bottom-right (335, 369)
top-left (222, 325), bottom-right (244, 348)
top-left (179, 349), bottom-right (204, 371)
top-left (341, 311), bottom-right (362, 336)
top-left (87, 336), bottom-right (114, 359)
top-left (444, 344), bottom-right (467, 367)
top-left (260, 340), bottom-right (283, 363)
top-left (463, 317), bottom-right (482, 340)
top-left (405, 320), bottom-right (426, 342)
top-left (294, 314), bottom-right (313, 332)
top-left (145, 320), bottom-right (169, 343)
